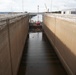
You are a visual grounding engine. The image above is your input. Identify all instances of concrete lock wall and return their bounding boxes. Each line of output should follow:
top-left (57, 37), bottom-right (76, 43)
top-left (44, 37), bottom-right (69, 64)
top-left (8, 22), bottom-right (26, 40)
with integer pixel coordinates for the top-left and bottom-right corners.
top-left (43, 14), bottom-right (76, 75)
top-left (0, 20), bottom-right (12, 75)
top-left (0, 14), bottom-right (29, 75)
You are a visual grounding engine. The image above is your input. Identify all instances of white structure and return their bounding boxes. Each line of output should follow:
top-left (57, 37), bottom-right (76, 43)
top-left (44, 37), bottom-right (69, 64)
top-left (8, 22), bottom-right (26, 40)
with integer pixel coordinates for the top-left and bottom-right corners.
top-left (61, 8), bottom-right (76, 14)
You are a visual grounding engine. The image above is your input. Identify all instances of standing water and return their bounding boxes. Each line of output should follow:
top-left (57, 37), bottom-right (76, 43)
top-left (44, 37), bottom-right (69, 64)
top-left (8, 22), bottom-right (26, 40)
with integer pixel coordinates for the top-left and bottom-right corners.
top-left (18, 32), bottom-right (68, 75)
top-left (17, 13), bottom-right (67, 75)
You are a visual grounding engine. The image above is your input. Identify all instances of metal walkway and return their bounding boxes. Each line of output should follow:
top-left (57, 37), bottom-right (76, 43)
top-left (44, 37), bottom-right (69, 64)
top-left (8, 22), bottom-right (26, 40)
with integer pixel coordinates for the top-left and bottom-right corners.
top-left (18, 32), bottom-right (67, 75)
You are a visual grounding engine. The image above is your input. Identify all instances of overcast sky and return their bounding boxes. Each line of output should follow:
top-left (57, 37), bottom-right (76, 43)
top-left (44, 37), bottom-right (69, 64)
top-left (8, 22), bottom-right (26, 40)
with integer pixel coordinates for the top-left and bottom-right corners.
top-left (0, 0), bottom-right (76, 12)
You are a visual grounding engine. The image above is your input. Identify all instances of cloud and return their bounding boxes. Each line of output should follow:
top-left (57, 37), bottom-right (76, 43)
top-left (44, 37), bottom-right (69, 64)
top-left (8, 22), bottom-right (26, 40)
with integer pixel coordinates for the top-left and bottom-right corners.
top-left (0, 0), bottom-right (22, 12)
top-left (0, 0), bottom-right (76, 12)
top-left (64, 0), bottom-right (76, 9)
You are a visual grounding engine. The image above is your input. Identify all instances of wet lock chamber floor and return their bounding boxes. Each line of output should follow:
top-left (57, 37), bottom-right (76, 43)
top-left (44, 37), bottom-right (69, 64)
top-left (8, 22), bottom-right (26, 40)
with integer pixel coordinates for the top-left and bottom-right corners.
top-left (18, 32), bottom-right (68, 75)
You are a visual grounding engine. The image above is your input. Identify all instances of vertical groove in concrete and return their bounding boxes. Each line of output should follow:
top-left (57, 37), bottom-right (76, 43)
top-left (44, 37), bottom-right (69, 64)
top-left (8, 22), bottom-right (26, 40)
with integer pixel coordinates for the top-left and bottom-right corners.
top-left (7, 19), bottom-right (13, 75)
top-left (18, 32), bottom-right (67, 75)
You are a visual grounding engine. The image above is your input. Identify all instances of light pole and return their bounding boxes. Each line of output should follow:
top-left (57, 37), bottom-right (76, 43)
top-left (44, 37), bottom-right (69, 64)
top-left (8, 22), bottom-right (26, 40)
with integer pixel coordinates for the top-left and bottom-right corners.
top-left (22, 0), bottom-right (24, 12)
top-left (38, 5), bottom-right (39, 21)
top-left (51, 0), bottom-right (52, 13)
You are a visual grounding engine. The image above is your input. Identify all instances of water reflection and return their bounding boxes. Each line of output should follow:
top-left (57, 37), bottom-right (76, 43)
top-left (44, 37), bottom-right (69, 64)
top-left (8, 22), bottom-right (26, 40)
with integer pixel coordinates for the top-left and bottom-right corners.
top-left (18, 32), bottom-right (68, 75)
